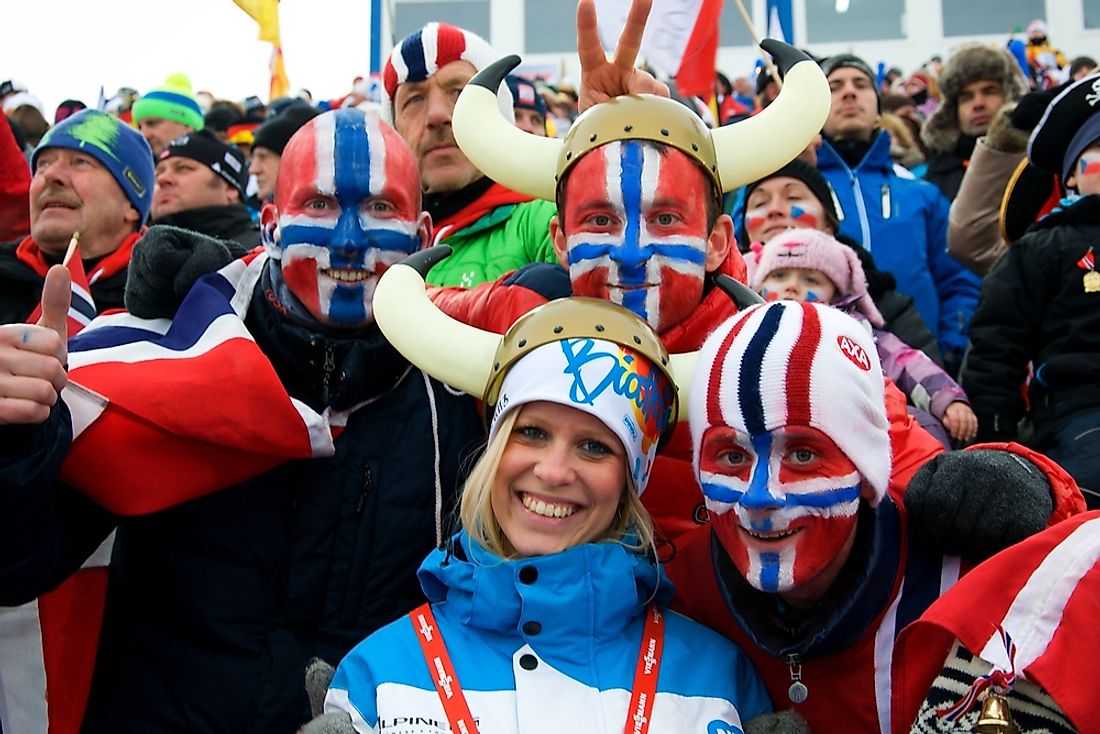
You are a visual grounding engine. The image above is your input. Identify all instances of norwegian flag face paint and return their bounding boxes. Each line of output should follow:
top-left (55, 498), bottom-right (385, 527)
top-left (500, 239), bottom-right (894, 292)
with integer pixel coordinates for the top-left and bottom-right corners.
top-left (562, 142), bottom-right (711, 332)
top-left (689, 303), bottom-right (891, 597)
top-left (698, 424), bottom-right (860, 593)
top-left (268, 109), bottom-right (423, 328)
top-left (743, 177), bottom-right (825, 245)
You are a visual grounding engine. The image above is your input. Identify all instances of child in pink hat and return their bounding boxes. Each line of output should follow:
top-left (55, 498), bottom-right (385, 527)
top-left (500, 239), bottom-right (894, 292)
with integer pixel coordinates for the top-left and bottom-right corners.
top-left (747, 228), bottom-right (977, 444)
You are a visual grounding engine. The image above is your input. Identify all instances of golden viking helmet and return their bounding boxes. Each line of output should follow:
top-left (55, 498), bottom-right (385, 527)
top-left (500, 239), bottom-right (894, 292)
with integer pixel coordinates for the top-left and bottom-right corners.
top-left (452, 40), bottom-right (831, 201)
top-left (372, 247), bottom-right (696, 428)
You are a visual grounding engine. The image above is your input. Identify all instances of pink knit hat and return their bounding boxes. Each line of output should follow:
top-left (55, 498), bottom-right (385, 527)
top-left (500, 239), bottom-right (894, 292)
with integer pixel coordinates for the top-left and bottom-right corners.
top-left (746, 229), bottom-right (885, 327)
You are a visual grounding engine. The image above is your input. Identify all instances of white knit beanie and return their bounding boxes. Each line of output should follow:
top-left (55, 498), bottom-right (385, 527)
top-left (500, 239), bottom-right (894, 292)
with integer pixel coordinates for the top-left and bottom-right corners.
top-left (690, 301), bottom-right (891, 505)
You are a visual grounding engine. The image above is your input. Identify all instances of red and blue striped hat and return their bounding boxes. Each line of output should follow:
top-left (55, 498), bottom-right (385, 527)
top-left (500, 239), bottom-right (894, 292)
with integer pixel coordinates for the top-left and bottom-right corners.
top-left (690, 301), bottom-right (891, 503)
top-left (382, 22), bottom-right (511, 123)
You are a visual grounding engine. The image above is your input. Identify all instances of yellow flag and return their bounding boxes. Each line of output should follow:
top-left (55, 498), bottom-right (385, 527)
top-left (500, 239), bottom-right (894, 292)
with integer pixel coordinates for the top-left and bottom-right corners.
top-left (270, 46), bottom-right (291, 100)
top-left (234, 0), bottom-right (280, 44)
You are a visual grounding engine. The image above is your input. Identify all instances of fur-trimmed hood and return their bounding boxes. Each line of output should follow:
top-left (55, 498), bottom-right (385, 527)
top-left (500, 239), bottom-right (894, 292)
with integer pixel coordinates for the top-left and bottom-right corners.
top-left (922, 45), bottom-right (1028, 154)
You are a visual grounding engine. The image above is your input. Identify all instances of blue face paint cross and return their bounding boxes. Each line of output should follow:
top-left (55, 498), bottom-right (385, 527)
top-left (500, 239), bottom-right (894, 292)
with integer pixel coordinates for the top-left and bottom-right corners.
top-left (268, 108), bottom-right (425, 328)
top-left (563, 141), bottom-right (712, 331)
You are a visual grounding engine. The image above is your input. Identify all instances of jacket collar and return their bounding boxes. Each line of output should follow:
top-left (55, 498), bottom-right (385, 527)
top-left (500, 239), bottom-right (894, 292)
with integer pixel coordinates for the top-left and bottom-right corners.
top-left (419, 531), bottom-right (670, 652)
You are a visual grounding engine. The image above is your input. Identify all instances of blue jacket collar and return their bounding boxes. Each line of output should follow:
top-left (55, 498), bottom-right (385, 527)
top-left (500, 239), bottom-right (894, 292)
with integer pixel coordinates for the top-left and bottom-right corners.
top-left (419, 530), bottom-right (672, 646)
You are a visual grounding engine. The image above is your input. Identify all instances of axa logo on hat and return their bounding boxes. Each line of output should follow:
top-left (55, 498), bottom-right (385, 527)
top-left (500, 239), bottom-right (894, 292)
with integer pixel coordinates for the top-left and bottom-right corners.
top-left (707, 721), bottom-right (744, 734)
top-left (836, 334), bottom-right (871, 371)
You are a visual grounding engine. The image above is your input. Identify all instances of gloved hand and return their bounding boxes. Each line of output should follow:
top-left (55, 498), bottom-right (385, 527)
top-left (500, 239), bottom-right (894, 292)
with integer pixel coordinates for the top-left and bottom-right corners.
top-left (906, 449), bottom-right (1052, 562)
top-left (745, 710), bottom-right (811, 733)
top-left (501, 262), bottom-right (573, 300)
top-left (298, 713), bottom-right (355, 734)
top-left (125, 225), bottom-right (248, 319)
top-left (295, 657), bottom-right (355, 733)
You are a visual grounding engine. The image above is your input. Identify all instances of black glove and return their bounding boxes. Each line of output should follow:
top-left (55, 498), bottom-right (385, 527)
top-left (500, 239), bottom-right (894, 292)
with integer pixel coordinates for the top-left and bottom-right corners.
top-left (975, 413), bottom-right (1019, 443)
top-left (906, 449), bottom-right (1052, 562)
top-left (125, 225), bottom-right (248, 319)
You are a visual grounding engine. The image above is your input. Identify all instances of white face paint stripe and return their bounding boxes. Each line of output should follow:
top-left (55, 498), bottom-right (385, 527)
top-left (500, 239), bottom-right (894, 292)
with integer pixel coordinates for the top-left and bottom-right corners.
top-left (980, 516), bottom-right (1100, 674)
top-left (365, 114), bottom-right (387, 211)
top-left (313, 111), bottom-right (337, 196)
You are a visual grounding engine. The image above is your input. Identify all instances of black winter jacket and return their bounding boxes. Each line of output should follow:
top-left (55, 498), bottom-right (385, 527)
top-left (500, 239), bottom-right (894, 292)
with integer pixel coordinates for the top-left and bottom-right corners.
top-left (963, 195), bottom-right (1100, 440)
top-left (151, 203), bottom-right (261, 248)
top-left (0, 282), bottom-right (484, 733)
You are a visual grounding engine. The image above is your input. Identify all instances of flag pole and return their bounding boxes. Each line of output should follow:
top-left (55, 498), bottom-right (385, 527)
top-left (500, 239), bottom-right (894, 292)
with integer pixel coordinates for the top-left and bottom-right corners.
top-left (62, 231), bottom-right (81, 266)
top-left (732, 0), bottom-right (783, 91)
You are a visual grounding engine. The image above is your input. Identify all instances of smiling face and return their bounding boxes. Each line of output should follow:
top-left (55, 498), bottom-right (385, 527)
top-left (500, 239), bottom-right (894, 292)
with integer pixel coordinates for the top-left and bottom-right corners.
top-left (262, 109), bottom-right (428, 328)
top-left (551, 141), bottom-right (730, 333)
top-left (743, 176), bottom-right (830, 245)
top-left (490, 401), bottom-right (628, 557)
top-left (698, 424), bottom-right (861, 599)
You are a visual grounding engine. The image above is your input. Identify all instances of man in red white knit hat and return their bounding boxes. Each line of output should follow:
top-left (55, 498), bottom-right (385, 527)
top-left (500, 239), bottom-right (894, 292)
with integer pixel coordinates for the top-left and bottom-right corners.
top-left (382, 22), bottom-right (560, 288)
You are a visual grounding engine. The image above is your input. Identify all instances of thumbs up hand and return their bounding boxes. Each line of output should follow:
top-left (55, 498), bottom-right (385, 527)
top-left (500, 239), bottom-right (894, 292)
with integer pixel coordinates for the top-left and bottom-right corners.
top-left (0, 265), bottom-right (71, 425)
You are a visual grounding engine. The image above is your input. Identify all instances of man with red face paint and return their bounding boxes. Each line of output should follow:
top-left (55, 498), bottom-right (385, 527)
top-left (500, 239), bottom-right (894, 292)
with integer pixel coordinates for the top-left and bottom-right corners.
top-left (0, 108), bottom-right (484, 733)
top-left (667, 301), bottom-right (1084, 734)
top-left (425, 3), bottom-right (971, 543)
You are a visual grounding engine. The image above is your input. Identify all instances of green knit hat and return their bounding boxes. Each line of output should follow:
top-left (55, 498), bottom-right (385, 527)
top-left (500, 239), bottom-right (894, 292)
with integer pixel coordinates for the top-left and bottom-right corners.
top-left (132, 73), bottom-right (204, 130)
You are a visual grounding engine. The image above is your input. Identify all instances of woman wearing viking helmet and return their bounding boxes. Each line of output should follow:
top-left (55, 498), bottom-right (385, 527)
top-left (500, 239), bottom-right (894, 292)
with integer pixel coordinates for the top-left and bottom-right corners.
top-left (312, 249), bottom-right (803, 734)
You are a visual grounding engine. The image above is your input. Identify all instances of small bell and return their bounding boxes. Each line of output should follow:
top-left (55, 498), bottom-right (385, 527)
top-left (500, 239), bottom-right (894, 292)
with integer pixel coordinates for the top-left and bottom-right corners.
top-left (975, 689), bottom-right (1020, 734)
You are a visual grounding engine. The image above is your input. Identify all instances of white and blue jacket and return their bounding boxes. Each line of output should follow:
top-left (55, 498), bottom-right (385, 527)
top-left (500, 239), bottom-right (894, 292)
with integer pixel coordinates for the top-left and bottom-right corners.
top-left (326, 531), bottom-right (771, 733)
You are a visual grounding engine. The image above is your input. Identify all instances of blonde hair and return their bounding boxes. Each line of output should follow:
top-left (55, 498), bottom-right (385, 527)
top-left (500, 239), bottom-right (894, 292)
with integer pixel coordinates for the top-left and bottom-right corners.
top-left (459, 408), bottom-right (656, 559)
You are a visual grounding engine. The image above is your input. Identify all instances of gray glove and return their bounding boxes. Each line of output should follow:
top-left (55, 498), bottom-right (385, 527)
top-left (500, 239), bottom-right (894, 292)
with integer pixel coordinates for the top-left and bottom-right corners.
top-left (295, 657), bottom-right (355, 733)
top-left (983, 102), bottom-right (1030, 154)
top-left (745, 710), bottom-right (811, 733)
top-left (125, 225), bottom-right (248, 319)
top-left (906, 449), bottom-right (1052, 562)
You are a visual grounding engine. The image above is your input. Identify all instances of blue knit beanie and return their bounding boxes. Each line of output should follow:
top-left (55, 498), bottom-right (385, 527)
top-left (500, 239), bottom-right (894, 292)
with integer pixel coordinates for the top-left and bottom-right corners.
top-left (33, 109), bottom-right (156, 223)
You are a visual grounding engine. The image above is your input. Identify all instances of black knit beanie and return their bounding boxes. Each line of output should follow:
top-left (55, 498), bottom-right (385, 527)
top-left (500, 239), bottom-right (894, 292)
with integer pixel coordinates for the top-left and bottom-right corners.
top-left (252, 104), bottom-right (321, 156)
top-left (739, 159), bottom-right (840, 247)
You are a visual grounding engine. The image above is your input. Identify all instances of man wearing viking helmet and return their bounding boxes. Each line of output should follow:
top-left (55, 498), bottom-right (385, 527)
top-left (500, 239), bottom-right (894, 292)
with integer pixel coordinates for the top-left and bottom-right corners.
top-left (430, 3), bottom-right (968, 544)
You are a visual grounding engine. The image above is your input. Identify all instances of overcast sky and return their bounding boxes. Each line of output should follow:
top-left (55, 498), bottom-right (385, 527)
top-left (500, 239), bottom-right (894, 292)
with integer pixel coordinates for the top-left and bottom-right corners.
top-left (6, 0), bottom-right (375, 117)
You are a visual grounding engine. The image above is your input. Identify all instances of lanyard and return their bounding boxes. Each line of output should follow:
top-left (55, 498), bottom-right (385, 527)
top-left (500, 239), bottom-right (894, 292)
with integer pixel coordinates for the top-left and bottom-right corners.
top-left (409, 601), bottom-right (665, 734)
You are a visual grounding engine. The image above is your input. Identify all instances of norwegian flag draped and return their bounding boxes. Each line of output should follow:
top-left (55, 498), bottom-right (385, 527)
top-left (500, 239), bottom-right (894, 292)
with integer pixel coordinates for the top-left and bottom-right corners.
top-left (60, 252), bottom-right (338, 516)
top-left (594, 0), bottom-right (724, 98)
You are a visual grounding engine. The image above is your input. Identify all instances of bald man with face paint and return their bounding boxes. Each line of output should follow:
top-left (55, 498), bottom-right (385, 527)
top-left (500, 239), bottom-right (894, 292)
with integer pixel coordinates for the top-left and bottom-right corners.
top-left (0, 108), bottom-right (483, 733)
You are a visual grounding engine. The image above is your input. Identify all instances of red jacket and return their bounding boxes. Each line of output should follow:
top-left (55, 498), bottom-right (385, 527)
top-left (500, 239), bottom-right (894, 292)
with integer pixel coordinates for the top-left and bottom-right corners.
top-left (667, 444), bottom-right (1083, 734)
top-left (0, 117), bottom-right (29, 242)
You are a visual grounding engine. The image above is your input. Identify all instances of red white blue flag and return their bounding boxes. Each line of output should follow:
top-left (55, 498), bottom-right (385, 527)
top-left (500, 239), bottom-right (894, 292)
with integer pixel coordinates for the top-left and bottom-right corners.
top-left (27, 248), bottom-right (97, 336)
top-left (594, 0), bottom-right (724, 98)
top-left (60, 254), bottom-right (340, 516)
